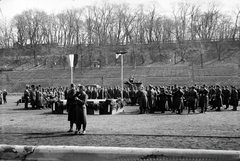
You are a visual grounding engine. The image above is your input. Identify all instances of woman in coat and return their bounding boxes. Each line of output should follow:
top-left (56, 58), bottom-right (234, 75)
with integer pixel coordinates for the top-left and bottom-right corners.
top-left (74, 85), bottom-right (88, 135)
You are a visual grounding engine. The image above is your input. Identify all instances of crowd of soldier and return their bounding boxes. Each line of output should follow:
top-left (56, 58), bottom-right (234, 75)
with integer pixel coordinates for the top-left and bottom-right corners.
top-left (136, 84), bottom-right (239, 114)
top-left (21, 83), bottom-right (239, 115)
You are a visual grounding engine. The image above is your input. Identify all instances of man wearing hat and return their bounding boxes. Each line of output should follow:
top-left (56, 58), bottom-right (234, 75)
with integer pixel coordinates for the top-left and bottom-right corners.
top-left (137, 84), bottom-right (148, 114)
top-left (215, 85), bottom-right (223, 111)
top-left (2, 89), bottom-right (7, 104)
top-left (67, 83), bottom-right (77, 132)
top-left (230, 86), bottom-right (238, 111)
top-left (222, 86), bottom-right (230, 109)
top-left (30, 85), bottom-right (37, 109)
top-left (24, 84), bottom-right (30, 109)
top-left (187, 86), bottom-right (198, 114)
top-left (148, 84), bottom-right (156, 113)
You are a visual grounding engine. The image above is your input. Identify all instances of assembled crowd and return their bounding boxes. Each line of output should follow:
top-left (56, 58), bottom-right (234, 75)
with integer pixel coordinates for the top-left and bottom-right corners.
top-left (135, 84), bottom-right (239, 114)
top-left (22, 83), bottom-right (239, 114)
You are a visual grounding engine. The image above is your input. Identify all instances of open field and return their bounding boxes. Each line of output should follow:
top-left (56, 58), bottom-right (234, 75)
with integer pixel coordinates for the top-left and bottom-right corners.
top-left (0, 96), bottom-right (240, 150)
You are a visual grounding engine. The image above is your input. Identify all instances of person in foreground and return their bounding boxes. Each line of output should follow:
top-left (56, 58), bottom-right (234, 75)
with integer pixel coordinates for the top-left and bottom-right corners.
top-left (74, 85), bottom-right (88, 135)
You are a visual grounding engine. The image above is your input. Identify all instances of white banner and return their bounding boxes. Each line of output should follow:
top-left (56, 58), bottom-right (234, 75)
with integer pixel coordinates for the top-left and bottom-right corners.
top-left (69, 54), bottom-right (74, 67)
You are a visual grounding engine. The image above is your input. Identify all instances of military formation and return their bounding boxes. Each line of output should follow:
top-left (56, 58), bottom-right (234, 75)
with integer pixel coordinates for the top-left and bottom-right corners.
top-left (135, 84), bottom-right (239, 114)
top-left (21, 83), bottom-right (239, 114)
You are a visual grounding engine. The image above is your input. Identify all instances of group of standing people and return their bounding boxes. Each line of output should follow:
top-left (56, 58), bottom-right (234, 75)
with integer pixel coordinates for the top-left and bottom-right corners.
top-left (23, 84), bottom-right (67, 109)
top-left (0, 89), bottom-right (8, 104)
top-left (136, 84), bottom-right (239, 114)
top-left (66, 84), bottom-right (88, 135)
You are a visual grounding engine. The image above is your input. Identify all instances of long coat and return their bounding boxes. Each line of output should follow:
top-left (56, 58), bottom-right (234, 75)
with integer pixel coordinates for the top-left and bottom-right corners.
top-left (230, 89), bottom-right (238, 107)
top-left (173, 89), bottom-right (184, 111)
top-left (74, 91), bottom-right (88, 125)
top-left (199, 88), bottom-right (208, 108)
top-left (214, 88), bottom-right (222, 108)
top-left (138, 90), bottom-right (148, 110)
top-left (67, 89), bottom-right (76, 122)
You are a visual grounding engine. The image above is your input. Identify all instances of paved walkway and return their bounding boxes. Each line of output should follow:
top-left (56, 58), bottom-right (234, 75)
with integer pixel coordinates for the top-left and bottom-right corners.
top-left (0, 96), bottom-right (240, 150)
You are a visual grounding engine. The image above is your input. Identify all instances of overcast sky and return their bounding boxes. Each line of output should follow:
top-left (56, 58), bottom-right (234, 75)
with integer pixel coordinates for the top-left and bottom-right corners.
top-left (0, 0), bottom-right (239, 20)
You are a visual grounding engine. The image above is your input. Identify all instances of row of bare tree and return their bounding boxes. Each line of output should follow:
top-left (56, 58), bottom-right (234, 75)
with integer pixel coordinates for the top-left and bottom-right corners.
top-left (0, 1), bottom-right (240, 67)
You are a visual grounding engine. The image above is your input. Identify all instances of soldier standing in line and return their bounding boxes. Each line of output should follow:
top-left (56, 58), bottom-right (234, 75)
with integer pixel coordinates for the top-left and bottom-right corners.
top-left (86, 86), bottom-right (92, 99)
top-left (187, 86), bottom-right (198, 114)
top-left (129, 87), bottom-right (136, 106)
top-left (30, 85), bottom-right (37, 109)
top-left (148, 85), bottom-right (156, 113)
top-left (24, 85), bottom-right (30, 109)
top-left (222, 86), bottom-right (230, 109)
top-left (166, 86), bottom-right (173, 111)
top-left (2, 89), bottom-right (7, 104)
top-left (91, 87), bottom-right (98, 99)
top-left (67, 83), bottom-right (77, 132)
top-left (209, 85), bottom-right (216, 110)
top-left (215, 85), bottom-right (223, 111)
top-left (199, 85), bottom-right (209, 113)
top-left (172, 85), bottom-right (178, 113)
top-left (159, 87), bottom-right (168, 113)
top-left (137, 84), bottom-right (148, 114)
top-left (230, 86), bottom-right (238, 111)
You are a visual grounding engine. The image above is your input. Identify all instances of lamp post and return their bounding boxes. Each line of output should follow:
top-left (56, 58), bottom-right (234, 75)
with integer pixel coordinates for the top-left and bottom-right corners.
top-left (116, 51), bottom-right (127, 100)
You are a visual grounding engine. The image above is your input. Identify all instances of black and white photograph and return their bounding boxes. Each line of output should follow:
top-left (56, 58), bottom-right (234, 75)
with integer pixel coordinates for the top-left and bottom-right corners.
top-left (0, 0), bottom-right (240, 160)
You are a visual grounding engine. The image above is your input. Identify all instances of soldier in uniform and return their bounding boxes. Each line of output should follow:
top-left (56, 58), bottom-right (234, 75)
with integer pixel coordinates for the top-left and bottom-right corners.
top-left (222, 86), bottom-right (230, 109)
top-left (2, 89), bottom-right (7, 104)
top-left (129, 87), bottom-right (136, 106)
top-left (148, 85), bottom-right (156, 113)
top-left (74, 85), bottom-right (88, 135)
top-left (199, 85), bottom-right (208, 113)
top-left (137, 84), bottom-right (148, 114)
top-left (187, 86), bottom-right (198, 114)
top-left (67, 84), bottom-right (76, 132)
top-left (91, 87), bottom-right (98, 99)
top-left (24, 85), bottom-right (30, 109)
top-left (230, 86), bottom-right (238, 111)
top-left (159, 87), bottom-right (168, 113)
top-left (215, 85), bottom-right (223, 111)
top-left (30, 85), bottom-right (37, 109)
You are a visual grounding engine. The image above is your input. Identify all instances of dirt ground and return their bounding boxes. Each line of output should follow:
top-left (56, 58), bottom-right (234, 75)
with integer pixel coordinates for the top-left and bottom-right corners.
top-left (0, 96), bottom-right (240, 150)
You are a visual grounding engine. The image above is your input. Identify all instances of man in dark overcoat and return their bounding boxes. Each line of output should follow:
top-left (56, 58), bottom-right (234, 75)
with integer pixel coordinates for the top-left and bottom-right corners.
top-left (67, 84), bottom-right (76, 132)
top-left (222, 86), bottom-right (230, 109)
top-left (147, 85), bottom-right (156, 113)
top-left (74, 85), bottom-right (88, 135)
top-left (24, 85), bottom-right (30, 109)
top-left (230, 86), bottom-right (238, 111)
top-left (137, 84), bottom-right (148, 114)
top-left (199, 85), bottom-right (208, 113)
top-left (215, 85), bottom-right (223, 111)
top-left (158, 87), bottom-right (168, 113)
top-left (29, 85), bottom-right (37, 109)
top-left (187, 86), bottom-right (198, 114)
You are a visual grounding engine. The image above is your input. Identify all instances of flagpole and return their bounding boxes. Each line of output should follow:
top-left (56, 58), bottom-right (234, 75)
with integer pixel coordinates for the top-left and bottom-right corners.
top-left (71, 67), bottom-right (73, 84)
top-left (121, 54), bottom-right (123, 100)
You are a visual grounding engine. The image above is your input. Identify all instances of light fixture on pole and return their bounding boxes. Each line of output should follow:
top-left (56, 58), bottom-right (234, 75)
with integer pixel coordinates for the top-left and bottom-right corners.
top-left (116, 51), bottom-right (127, 100)
top-left (69, 54), bottom-right (74, 84)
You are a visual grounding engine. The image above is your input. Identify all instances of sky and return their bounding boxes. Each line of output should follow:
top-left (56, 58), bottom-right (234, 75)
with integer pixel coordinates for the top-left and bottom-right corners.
top-left (0, 0), bottom-right (239, 20)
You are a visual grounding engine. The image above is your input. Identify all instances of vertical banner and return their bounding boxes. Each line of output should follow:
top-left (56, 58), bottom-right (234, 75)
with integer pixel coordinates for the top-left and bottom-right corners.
top-left (69, 54), bottom-right (74, 84)
top-left (69, 54), bottom-right (74, 68)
